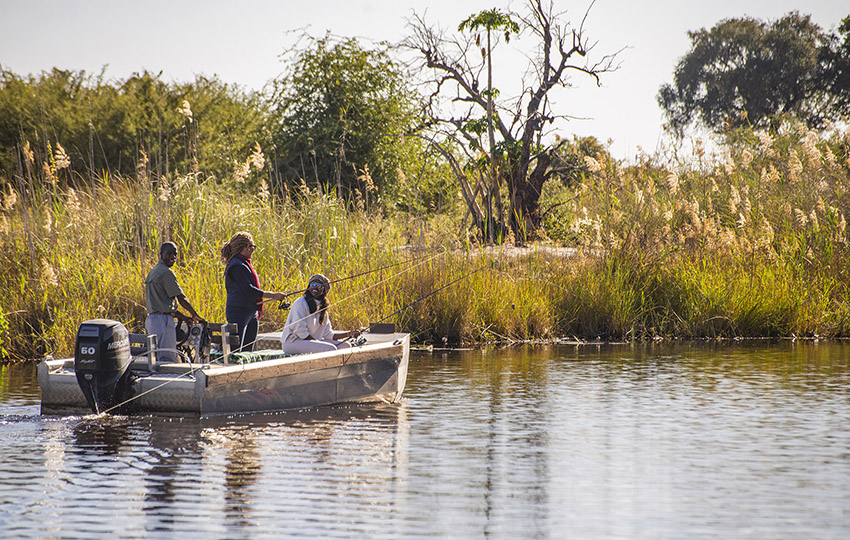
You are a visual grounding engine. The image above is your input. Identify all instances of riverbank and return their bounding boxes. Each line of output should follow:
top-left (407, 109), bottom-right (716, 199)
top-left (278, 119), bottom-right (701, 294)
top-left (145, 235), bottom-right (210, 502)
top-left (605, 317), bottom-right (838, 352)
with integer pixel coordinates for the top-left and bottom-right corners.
top-left (1, 121), bottom-right (848, 360)
top-left (1, 233), bottom-right (847, 362)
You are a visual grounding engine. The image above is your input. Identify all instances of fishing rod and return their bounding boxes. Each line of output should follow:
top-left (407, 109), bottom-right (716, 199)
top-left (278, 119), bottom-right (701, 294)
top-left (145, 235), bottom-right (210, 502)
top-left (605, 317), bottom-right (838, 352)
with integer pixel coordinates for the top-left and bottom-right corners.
top-left (291, 257), bottom-right (494, 347)
top-left (242, 248), bottom-right (448, 350)
top-left (262, 248), bottom-right (447, 308)
top-left (362, 259), bottom-right (494, 333)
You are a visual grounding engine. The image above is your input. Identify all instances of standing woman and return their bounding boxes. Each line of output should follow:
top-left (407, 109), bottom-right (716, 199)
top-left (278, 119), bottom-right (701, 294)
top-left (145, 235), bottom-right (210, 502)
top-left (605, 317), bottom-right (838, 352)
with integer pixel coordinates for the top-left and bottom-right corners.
top-left (280, 274), bottom-right (360, 354)
top-left (220, 231), bottom-right (286, 352)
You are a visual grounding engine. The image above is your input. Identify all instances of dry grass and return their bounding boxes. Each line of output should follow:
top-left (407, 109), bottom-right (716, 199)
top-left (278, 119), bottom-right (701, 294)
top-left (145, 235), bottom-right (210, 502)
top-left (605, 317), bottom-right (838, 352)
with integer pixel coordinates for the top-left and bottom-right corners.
top-left (1, 118), bottom-right (849, 360)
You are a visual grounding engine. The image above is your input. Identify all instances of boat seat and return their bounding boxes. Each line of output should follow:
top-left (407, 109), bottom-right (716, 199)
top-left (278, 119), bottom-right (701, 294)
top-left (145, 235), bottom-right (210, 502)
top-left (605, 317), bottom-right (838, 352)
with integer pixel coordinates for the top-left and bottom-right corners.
top-left (129, 332), bottom-right (158, 370)
top-left (207, 323), bottom-right (241, 350)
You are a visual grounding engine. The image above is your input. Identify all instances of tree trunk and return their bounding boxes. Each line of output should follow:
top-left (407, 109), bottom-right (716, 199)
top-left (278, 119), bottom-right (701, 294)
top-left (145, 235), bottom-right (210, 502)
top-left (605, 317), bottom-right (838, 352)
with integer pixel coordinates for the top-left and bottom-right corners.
top-left (508, 151), bottom-right (550, 243)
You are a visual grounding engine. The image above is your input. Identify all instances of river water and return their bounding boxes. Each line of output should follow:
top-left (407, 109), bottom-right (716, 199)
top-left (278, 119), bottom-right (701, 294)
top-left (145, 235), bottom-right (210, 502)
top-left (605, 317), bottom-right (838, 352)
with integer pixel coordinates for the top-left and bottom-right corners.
top-left (1, 342), bottom-right (848, 539)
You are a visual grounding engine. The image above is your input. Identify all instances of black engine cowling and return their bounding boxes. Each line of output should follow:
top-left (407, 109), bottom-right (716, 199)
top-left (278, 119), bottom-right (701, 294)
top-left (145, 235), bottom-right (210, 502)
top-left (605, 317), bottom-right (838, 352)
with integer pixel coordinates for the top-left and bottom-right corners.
top-left (74, 319), bottom-right (133, 414)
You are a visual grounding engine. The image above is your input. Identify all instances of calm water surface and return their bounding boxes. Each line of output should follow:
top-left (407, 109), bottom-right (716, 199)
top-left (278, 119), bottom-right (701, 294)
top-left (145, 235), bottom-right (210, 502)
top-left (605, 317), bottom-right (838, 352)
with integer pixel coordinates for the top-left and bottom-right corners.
top-left (1, 342), bottom-right (849, 539)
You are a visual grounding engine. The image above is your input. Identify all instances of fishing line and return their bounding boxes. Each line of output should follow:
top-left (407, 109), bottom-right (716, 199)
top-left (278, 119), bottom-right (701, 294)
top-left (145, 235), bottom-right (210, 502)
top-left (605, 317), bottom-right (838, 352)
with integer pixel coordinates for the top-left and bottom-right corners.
top-left (373, 260), bottom-right (494, 325)
top-left (248, 248), bottom-right (447, 349)
top-left (274, 252), bottom-right (492, 341)
top-left (261, 248), bottom-right (445, 304)
top-left (73, 348), bottom-right (201, 419)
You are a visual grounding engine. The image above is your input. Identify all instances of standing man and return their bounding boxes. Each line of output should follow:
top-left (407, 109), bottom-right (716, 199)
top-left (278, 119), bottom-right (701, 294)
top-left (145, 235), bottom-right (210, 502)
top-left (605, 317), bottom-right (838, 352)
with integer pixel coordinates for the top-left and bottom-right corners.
top-left (144, 242), bottom-right (203, 362)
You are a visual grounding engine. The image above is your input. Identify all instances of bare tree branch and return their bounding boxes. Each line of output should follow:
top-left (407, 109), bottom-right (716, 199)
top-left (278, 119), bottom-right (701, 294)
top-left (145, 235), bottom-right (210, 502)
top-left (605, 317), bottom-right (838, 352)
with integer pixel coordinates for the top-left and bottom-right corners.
top-left (403, 0), bottom-right (620, 242)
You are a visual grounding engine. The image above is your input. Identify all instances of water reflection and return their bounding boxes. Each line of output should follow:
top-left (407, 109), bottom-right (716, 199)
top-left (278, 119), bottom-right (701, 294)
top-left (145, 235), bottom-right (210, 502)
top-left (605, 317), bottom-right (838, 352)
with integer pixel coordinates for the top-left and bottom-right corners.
top-left (222, 429), bottom-right (260, 527)
top-left (405, 341), bottom-right (850, 538)
top-left (71, 416), bottom-right (131, 456)
top-left (0, 342), bottom-right (848, 538)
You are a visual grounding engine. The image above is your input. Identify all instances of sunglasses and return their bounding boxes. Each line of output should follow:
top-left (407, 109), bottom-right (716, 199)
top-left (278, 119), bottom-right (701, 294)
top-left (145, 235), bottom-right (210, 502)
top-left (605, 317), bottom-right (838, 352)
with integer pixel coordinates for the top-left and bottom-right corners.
top-left (309, 281), bottom-right (325, 290)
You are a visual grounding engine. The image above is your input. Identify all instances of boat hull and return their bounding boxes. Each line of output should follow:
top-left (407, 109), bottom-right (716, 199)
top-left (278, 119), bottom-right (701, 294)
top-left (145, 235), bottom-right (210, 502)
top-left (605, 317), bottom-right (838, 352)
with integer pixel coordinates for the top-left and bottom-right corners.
top-left (39, 333), bottom-right (410, 417)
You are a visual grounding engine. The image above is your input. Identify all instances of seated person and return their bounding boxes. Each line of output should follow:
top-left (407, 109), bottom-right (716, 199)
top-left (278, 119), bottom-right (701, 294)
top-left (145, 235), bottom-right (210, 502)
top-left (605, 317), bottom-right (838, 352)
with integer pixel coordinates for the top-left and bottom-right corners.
top-left (280, 274), bottom-right (360, 354)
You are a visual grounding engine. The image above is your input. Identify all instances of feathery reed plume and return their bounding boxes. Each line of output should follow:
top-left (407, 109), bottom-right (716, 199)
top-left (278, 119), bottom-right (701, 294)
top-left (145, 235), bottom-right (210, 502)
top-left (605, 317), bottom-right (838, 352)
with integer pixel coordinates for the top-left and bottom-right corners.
top-left (802, 130), bottom-right (821, 165)
top-left (809, 210), bottom-right (819, 232)
top-left (358, 164), bottom-right (377, 194)
top-left (43, 162), bottom-right (55, 184)
top-left (158, 177), bottom-right (171, 202)
top-left (249, 142), bottom-right (265, 170)
top-left (824, 146), bottom-right (837, 168)
top-left (767, 164), bottom-right (780, 183)
top-left (741, 149), bottom-right (753, 168)
top-left (65, 188), bottom-right (80, 215)
top-left (788, 151), bottom-right (803, 182)
top-left (136, 149), bottom-right (149, 177)
top-left (3, 186), bottom-right (17, 211)
top-left (794, 208), bottom-right (807, 228)
top-left (41, 259), bottom-right (58, 287)
top-left (176, 100), bottom-right (193, 123)
top-left (664, 172), bottom-right (679, 195)
top-left (759, 217), bottom-right (774, 245)
top-left (54, 143), bottom-right (71, 170)
top-left (756, 131), bottom-right (776, 157)
top-left (583, 156), bottom-right (602, 173)
top-left (23, 141), bottom-right (34, 165)
top-left (729, 186), bottom-right (740, 214)
top-left (234, 160), bottom-right (250, 183)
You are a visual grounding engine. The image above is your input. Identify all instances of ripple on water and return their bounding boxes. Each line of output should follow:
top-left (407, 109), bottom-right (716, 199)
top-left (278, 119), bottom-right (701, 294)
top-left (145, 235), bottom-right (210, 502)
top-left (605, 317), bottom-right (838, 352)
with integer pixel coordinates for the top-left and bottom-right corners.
top-left (1, 345), bottom-right (849, 539)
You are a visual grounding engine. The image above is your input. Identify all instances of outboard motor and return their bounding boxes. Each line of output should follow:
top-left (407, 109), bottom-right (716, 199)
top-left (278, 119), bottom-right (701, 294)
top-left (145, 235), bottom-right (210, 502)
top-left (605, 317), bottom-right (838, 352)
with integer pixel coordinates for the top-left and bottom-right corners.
top-left (74, 319), bottom-right (133, 414)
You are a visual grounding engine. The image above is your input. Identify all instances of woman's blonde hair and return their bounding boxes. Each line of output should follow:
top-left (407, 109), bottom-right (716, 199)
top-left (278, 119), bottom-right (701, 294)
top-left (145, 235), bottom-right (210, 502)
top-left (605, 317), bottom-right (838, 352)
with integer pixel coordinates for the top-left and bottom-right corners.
top-left (220, 231), bottom-right (254, 264)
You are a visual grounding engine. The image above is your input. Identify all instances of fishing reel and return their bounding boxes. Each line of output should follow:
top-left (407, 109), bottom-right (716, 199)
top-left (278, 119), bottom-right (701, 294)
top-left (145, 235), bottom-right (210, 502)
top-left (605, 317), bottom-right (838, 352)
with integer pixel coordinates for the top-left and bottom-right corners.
top-left (277, 300), bottom-right (291, 310)
top-left (347, 329), bottom-right (368, 347)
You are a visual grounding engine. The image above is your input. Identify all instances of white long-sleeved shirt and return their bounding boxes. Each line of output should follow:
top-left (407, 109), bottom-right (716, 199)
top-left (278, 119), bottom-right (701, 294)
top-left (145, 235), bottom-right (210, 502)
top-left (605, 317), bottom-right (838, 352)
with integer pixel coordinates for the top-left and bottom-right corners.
top-left (280, 296), bottom-right (334, 344)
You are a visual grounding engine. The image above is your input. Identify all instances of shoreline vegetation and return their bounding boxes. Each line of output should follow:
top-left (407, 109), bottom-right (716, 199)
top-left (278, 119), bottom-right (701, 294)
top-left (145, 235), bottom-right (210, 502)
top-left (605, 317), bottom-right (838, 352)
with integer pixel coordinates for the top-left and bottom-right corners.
top-left (1, 116), bottom-right (849, 362)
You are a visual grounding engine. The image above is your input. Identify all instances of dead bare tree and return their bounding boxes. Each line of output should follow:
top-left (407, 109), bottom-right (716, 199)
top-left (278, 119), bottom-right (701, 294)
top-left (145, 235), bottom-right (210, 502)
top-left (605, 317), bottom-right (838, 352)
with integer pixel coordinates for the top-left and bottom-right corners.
top-left (404, 0), bottom-right (620, 243)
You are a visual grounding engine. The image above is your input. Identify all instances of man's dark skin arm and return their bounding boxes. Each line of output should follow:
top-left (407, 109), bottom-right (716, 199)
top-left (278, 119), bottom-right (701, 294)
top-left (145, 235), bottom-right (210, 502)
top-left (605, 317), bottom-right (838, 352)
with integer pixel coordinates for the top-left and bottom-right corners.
top-left (176, 294), bottom-right (204, 323)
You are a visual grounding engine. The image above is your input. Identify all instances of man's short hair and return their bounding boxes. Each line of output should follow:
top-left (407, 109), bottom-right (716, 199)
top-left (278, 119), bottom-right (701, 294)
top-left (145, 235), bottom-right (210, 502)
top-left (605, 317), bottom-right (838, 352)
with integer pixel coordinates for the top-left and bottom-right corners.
top-left (160, 242), bottom-right (178, 257)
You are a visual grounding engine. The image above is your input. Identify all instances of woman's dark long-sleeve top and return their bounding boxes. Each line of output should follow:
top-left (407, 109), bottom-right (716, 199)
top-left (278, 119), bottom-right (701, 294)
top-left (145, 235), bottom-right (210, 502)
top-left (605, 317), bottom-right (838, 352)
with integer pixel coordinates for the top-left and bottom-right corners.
top-left (224, 254), bottom-right (264, 312)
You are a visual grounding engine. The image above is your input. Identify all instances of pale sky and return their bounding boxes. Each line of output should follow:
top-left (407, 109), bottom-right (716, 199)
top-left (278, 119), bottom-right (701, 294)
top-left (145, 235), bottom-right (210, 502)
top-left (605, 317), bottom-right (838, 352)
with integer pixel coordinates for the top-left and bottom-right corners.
top-left (0, 0), bottom-right (846, 161)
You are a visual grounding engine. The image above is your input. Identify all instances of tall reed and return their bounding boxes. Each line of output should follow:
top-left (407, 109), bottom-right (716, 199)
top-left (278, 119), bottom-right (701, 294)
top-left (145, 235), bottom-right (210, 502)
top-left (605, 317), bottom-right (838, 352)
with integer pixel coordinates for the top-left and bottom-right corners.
top-left (1, 118), bottom-right (848, 360)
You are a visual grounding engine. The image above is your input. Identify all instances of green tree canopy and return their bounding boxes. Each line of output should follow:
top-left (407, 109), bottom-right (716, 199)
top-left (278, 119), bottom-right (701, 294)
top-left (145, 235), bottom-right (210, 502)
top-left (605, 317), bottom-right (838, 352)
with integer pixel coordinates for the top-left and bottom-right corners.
top-left (658, 12), bottom-right (849, 136)
top-left (0, 67), bottom-right (267, 184)
top-left (820, 16), bottom-right (850, 115)
top-left (269, 35), bottom-right (422, 203)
